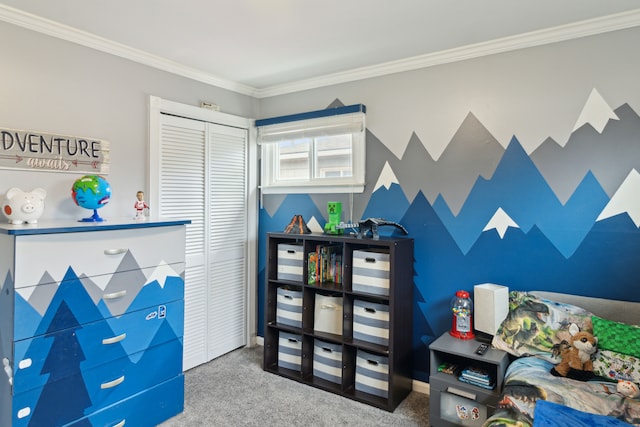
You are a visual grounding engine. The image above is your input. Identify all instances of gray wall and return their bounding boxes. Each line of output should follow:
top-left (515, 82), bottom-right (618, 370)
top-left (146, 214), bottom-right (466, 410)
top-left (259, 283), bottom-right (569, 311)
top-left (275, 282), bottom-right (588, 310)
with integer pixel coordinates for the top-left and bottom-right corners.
top-left (0, 22), bottom-right (257, 220)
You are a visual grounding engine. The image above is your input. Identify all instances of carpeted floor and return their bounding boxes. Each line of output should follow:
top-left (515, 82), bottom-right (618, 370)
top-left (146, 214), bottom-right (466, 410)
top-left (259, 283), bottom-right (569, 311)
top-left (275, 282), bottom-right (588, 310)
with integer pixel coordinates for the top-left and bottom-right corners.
top-left (160, 345), bottom-right (430, 426)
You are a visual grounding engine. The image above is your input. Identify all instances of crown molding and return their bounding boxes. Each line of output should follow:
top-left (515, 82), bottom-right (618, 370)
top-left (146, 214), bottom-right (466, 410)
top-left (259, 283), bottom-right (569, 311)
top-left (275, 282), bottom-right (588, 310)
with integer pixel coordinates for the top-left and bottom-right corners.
top-left (0, 4), bottom-right (257, 97)
top-left (255, 8), bottom-right (640, 98)
top-left (2, 4), bottom-right (640, 99)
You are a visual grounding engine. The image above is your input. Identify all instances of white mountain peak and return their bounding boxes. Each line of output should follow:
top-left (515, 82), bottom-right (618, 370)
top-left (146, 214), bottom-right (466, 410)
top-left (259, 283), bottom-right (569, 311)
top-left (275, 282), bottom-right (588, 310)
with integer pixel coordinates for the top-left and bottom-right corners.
top-left (597, 169), bottom-right (640, 227)
top-left (145, 260), bottom-right (180, 288)
top-left (483, 207), bottom-right (520, 239)
top-left (306, 216), bottom-right (324, 233)
top-left (373, 161), bottom-right (399, 192)
top-left (572, 88), bottom-right (619, 134)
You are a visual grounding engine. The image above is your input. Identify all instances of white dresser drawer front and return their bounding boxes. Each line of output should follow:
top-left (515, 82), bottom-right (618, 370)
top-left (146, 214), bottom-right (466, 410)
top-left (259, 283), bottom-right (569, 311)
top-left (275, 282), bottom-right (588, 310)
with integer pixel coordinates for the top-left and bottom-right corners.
top-left (13, 299), bottom-right (184, 395)
top-left (12, 338), bottom-right (182, 427)
top-left (14, 226), bottom-right (186, 288)
top-left (14, 264), bottom-right (185, 341)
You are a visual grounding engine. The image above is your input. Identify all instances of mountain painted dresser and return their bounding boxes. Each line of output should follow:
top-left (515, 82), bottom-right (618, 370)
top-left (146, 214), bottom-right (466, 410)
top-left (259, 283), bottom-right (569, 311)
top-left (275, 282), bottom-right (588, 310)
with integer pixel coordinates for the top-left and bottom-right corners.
top-left (0, 218), bottom-right (190, 427)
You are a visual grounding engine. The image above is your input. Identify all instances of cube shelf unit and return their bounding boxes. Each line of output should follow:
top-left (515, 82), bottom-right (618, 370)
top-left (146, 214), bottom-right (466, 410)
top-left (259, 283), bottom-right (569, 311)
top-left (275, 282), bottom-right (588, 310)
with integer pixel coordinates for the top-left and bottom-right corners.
top-left (263, 232), bottom-right (414, 411)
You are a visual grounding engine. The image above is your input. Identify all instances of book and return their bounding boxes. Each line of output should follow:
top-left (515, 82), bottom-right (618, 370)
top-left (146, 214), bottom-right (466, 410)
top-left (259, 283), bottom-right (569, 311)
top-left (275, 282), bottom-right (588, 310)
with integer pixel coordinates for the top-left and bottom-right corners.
top-left (437, 362), bottom-right (460, 375)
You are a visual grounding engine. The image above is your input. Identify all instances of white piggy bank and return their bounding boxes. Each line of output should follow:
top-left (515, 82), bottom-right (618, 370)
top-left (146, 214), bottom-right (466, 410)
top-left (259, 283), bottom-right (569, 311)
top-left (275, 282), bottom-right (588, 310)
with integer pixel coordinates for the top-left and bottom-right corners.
top-left (2, 187), bottom-right (47, 224)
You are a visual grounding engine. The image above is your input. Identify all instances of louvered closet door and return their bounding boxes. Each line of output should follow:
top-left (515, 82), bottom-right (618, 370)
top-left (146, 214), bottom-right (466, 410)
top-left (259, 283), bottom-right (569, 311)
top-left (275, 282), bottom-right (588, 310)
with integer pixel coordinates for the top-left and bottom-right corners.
top-left (207, 123), bottom-right (248, 361)
top-left (156, 114), bottom-right (248, 371)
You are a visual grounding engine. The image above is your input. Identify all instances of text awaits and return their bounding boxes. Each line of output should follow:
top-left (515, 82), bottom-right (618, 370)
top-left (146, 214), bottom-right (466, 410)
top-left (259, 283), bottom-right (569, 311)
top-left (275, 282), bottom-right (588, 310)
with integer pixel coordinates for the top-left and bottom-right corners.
top-left (0, 128), bottom-right (110, 174)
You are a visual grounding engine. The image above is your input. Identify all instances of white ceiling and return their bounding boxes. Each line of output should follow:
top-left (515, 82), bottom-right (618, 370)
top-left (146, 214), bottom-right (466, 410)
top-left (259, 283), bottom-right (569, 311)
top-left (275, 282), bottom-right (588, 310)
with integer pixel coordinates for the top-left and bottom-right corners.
top-left (2, 1), bottom-right (640, 97)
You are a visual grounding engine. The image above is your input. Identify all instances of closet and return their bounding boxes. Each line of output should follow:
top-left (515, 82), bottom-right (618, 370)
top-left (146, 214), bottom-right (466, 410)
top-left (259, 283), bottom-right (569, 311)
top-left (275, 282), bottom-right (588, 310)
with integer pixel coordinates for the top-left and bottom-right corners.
top-left (148, 96), bottom-right (256, 371)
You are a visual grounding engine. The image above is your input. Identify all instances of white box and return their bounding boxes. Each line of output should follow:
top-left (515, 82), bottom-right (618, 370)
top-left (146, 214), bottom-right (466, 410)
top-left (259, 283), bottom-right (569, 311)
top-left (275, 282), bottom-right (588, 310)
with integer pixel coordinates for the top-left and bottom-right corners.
top-left (314, 294), bottom-right (343, 336)
top-left (355, 349), bottom-right (389, 398)
top-left (276, 287), bottom-right (303, 328)
top-left (353, 299), bottom-right (389, 346)
top-left (313, 340), bottom-right (343, 384)
top-left (352, 249), bottom-right (390, 296)
top-left (278, 332), bottom-right (302, 371)
top-left (474, 283), bottom-right (509, 336)
top-left (277, 243), bottom-right (304, 282)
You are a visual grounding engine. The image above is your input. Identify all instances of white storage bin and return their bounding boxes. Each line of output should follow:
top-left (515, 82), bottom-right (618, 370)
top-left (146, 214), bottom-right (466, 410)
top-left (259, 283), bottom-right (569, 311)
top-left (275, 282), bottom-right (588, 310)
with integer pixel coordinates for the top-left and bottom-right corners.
top-left (353, 299), bottom-right (390, 346)
top-left (352, 249), bottom-right (390, 296)
top-left (355, 350), bottom-right (389, 398)
top-left (314, 294), bottom-right (343, 336)
top-left (313, 340), bottom-right (343, 384)
top-left (276, 287), bottom-right (303, 328)
top-left (278, 332), bottom-right (302, 371)
top-left (277, 243), bottom-right (304, 282)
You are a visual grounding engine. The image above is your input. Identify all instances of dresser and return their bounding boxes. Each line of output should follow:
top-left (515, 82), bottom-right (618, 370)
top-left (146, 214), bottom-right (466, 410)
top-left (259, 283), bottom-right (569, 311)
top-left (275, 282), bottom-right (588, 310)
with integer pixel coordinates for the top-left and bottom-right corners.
top-left (0, 218), bottom-right (189, 427)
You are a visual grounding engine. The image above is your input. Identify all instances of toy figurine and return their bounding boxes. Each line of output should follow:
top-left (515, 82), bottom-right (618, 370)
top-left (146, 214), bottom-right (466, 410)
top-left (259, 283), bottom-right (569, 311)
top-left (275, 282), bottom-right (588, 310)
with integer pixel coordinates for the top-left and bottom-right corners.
top-left (134, 190), bottom-right (149, 219)
top-left (324, 202), bottom-right (344, 235)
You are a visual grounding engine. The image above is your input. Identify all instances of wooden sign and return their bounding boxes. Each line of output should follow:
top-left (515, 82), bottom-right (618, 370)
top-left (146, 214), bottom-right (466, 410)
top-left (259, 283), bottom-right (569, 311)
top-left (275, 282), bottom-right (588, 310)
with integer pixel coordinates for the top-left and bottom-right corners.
top-left (0, 128), bottom-right (110, 174)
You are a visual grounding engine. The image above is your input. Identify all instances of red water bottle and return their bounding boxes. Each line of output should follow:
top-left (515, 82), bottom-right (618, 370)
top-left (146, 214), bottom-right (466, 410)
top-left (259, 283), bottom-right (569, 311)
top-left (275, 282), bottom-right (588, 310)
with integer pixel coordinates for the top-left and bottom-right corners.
top-left (450, 290), bottom-right (475, 339)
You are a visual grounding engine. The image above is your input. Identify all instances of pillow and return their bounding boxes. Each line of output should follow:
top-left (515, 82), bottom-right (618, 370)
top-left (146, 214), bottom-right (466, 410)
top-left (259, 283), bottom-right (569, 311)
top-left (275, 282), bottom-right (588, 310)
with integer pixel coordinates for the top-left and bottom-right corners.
top-left (592, 316), bottom-right (640, 358)
top-left (491, 291), bottom-right (594, 362)
top-left (593, 349), bottom-right (640, 383)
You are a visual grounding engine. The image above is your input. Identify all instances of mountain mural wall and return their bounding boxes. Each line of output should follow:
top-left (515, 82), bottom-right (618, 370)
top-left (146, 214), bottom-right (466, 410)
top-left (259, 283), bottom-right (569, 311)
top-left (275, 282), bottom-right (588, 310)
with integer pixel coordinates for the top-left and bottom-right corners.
top-left (258, 90), bottom-right (640, 382)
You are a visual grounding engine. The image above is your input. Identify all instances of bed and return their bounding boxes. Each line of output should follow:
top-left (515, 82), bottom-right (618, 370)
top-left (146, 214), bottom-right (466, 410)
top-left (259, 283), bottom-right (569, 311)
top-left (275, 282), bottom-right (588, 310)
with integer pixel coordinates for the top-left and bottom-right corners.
top-left (482, 291), bottom-right (640, 427)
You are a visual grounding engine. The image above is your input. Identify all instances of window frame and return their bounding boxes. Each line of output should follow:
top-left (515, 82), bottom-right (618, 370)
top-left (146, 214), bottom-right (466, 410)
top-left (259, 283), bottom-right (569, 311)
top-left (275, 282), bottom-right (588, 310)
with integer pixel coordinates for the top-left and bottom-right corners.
top-left (257, 105), bottom-right (366, 194)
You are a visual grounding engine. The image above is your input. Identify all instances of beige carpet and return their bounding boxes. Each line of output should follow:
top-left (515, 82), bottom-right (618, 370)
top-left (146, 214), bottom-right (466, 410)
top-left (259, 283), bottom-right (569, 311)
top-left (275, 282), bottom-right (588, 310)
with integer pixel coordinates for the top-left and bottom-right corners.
top-left (160, 345), bottom-right (429, 426)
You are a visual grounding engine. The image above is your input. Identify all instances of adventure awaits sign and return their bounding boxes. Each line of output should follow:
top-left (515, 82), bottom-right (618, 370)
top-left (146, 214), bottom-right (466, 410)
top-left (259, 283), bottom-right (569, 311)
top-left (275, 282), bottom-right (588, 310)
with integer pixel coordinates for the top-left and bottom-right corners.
top-left (0, 127), bottom-right (110, 174)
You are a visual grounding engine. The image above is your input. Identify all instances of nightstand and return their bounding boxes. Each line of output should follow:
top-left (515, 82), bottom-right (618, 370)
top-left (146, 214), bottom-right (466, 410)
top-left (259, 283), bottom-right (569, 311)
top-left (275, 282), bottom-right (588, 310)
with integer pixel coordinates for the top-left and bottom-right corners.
top-left (429, 333), bottom-right (509, 427)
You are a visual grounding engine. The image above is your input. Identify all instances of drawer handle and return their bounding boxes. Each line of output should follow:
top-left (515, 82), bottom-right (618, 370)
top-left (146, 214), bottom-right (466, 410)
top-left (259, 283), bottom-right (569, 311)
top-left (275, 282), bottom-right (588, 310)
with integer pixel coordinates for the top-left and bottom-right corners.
top-left (447, 386), bottom-right (476, 400)
top-left (365, 257), bottom-right (376, 263)
top-left (112, 421), bottom-right (126, 427)
top-left (287, 249), bottom-right (296, 254)
top-left (287, 338), bottom-right (300, 344)
top-left (103, 290), bottom-right (127, 300)
top-left (102, 333), bottom-right (127, 345)
top-left (321, 347), bottom-right (333, 353)
top-left (104, 248), bottom-right (128, 255)
top-left (367, 359), bottom-right (379, 366)
top-left (283, 295), bottom-right (293, 300)
top-left (320, 304), bottom-right (336, 310)
top-left (364, 307), bottom-right (376, 313)
top-left (101, 375), bottom-right (125, 389)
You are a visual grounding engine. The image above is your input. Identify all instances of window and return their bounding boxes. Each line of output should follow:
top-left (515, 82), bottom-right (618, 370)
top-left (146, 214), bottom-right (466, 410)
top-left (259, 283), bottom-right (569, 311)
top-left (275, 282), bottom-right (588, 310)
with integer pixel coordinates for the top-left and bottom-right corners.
top-left (257, 104), bottom-right (365, 194)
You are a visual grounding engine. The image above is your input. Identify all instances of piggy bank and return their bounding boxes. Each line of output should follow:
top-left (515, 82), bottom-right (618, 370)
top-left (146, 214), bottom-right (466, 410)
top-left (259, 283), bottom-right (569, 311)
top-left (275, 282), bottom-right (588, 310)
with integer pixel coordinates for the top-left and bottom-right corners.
top-left (2, 187), bottom-right (47, 224)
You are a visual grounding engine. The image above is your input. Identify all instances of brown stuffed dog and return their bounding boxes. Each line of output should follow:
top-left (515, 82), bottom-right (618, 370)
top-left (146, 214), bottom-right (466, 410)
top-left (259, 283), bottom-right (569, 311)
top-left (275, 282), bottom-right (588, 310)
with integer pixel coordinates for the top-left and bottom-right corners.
top-left (551, 330), bottom-right (597, 380)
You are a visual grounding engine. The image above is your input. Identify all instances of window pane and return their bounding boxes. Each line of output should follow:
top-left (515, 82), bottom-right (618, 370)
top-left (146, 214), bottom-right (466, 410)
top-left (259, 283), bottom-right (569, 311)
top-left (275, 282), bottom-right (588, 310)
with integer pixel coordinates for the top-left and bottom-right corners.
top-left (315, 134), bottom-right (352, 178)
top-left (277, 138), bottom-right (310, 180)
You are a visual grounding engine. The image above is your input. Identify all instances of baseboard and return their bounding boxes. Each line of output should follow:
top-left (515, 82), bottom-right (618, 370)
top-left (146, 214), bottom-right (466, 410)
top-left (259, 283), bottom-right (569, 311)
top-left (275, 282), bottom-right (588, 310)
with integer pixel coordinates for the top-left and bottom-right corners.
top-left (413, 379), bottom-right (430, 395)
top-left (255, 336), bottom-right (264, 346)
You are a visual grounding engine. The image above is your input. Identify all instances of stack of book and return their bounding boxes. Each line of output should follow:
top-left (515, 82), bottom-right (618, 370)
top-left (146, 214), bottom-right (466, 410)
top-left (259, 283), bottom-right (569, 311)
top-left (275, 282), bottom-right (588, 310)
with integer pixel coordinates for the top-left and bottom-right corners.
top-left (458, 366), bottom-right (495, 390)
top-left (308, 244), bottom-right (342, 286)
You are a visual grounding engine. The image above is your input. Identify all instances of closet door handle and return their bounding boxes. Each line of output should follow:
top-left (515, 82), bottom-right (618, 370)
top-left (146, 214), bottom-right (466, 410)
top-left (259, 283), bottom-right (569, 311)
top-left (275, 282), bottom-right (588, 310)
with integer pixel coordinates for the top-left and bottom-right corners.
top-left (103, 290), bottom-right (127, 300)
top-left (102, 333), bottom-right (126, 345)
top-left (104, 248), bottom-right (128, 255)
top-left (101, 375), bottom-right (125, 389)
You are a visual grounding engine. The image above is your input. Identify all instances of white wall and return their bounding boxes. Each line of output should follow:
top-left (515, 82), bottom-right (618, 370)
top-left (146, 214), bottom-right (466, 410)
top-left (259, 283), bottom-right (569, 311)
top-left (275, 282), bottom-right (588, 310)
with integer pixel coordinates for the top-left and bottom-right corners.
top-left (0, 22), bottom-right (257, 220)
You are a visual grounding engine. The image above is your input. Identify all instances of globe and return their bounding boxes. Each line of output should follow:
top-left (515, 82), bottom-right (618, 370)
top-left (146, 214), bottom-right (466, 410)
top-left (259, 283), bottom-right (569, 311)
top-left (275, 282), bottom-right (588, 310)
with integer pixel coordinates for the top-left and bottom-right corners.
top-left (71, 175), bottom-right (111, 221)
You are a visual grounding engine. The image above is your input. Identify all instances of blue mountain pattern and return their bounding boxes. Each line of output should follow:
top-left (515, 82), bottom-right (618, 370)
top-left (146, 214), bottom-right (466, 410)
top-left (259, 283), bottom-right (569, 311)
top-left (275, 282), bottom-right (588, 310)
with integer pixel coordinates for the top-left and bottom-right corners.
top-left (10, 260), bottom-right (183, 426)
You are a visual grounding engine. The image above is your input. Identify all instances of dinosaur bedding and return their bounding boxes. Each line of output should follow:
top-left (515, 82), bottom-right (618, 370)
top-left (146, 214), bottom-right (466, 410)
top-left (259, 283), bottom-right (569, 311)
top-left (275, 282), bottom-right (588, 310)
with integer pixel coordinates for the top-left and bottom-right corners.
top-left (482, 291), bottom-right (640, 427)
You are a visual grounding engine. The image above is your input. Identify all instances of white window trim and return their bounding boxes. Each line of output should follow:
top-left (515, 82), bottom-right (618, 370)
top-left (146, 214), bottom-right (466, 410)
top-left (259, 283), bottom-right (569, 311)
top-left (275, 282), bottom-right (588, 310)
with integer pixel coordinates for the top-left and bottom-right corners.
top-left (257, 106), bottom-right (366, 194)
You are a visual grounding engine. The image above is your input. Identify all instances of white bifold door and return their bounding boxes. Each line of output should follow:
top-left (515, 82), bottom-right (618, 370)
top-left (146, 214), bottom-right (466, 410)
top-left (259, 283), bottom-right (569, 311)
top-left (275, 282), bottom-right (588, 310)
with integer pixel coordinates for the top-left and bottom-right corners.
top-left (151, 111), bottom-right (249, 371)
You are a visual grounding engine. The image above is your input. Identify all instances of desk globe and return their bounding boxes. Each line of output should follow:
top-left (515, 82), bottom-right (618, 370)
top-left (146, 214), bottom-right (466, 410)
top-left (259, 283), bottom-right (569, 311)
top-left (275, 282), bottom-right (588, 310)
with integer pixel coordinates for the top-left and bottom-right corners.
top-left (71, 175), bottom-right (111, 222)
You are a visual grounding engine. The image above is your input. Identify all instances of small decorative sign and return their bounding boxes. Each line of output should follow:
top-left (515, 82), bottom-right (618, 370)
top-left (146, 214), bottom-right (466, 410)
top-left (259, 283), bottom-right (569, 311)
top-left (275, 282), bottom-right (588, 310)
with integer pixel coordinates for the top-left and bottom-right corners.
top-left (0, 127), bottom-right (110, 174)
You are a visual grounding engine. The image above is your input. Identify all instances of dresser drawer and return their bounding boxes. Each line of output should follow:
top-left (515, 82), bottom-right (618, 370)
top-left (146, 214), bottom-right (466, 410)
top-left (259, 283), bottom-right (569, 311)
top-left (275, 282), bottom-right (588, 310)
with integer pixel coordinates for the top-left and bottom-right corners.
top-left (13, 299), bottom-right (184, 395)
top-left (70, 375), bottom-right (184, 427)
top-left (13, 225), bottom-right (186, 288)
top-left (14, 264), bottom-right (185, 341)
top-left (12, 338), bottom-right (183, 426)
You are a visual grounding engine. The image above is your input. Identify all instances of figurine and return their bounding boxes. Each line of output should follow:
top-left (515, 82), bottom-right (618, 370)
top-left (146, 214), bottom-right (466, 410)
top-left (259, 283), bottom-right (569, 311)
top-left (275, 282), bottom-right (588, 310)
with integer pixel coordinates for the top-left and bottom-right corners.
top-left (134, 190), bottom-right (149, 219)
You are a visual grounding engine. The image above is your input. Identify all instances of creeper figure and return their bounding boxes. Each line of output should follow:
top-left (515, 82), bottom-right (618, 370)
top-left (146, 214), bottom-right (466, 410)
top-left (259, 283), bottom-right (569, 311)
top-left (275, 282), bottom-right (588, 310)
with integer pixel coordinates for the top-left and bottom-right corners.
top-left (324, 202), bottom-right (344, 235)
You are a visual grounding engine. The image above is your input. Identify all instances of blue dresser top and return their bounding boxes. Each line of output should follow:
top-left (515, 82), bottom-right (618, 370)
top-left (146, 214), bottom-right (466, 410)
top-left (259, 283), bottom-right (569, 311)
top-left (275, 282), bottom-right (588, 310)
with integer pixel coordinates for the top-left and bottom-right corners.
top-left (0, 217), bottom-right (191, 235)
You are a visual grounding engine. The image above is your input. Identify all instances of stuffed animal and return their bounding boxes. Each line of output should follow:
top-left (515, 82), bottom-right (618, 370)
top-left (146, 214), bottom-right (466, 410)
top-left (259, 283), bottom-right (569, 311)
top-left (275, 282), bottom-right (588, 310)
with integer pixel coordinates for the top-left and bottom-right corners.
top-left (550, 330), bottom-right (597, 380)
top-left (617, 380), bottom-right (640, 398)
